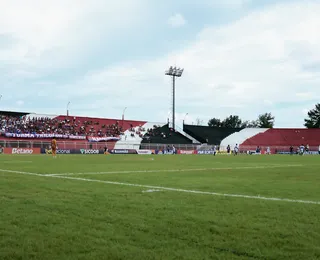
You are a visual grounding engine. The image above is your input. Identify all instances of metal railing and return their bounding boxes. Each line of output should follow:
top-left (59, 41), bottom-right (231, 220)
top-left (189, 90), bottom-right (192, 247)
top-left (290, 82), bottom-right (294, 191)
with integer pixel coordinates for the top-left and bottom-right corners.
top-left (140, 143), bottom-right (199, 150)
top-left (0, 140), bottom-right (201, 150)
top-left (0, 139), bottom-right (318, 152)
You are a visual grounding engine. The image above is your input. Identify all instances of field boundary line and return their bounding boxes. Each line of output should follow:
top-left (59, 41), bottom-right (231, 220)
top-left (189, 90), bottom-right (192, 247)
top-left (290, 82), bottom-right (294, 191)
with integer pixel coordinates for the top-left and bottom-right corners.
top-left (1, 161), bottom-right (33, 163)
top-left (46, 164), bottom-right (303, 176)
top-left (0, 169), bottom-right (42, 176)
top-left (1, 168), bottom-right (319, 205)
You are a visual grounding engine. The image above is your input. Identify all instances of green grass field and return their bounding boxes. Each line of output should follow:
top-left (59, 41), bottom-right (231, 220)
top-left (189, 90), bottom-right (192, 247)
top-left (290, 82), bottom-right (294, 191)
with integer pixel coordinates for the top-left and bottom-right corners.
top-left (1, 154), bottom-right (320, 260)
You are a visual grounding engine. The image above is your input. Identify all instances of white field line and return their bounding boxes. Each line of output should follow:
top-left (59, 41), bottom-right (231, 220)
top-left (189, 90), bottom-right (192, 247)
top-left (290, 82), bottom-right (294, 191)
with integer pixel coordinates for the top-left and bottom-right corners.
top-left (46, 164), bottom-right (303, 176)
top-left (1, 161), bottom-right (32, 163)
top-left (1, 168), bottom-right (319, 205)
top-left (0, 169), bottom-right (42, 176)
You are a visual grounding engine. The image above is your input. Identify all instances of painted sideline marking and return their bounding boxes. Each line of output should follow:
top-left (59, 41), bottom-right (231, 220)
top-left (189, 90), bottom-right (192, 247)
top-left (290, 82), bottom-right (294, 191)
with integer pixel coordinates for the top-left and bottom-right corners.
top-left (47, 164), bottom-right (303, 176)
top-left (0, 168), bottom-right (319, 205)
top-left (1, 161), bottom-right (32, 163)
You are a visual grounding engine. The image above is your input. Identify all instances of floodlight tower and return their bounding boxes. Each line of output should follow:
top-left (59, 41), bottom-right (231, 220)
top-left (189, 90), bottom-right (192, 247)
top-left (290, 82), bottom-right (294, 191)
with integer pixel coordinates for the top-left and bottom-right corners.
top-left (67, 101), bottom-right (70, 116)
top-left (165, 66), bottom-right (184, 130)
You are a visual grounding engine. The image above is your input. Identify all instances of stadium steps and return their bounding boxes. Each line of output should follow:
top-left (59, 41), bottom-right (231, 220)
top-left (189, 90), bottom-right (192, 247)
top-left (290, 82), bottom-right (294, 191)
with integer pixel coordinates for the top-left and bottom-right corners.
top-left (114, 122), bottom-right (166, 149)
top-left (241, 129), bottom-right (320, 147)
top-left (183, 124), bottom-right (241, 145)
top-left (175, 125), bottom-right (201, 144)
top-left (221, 128), bottom-right (269, 150)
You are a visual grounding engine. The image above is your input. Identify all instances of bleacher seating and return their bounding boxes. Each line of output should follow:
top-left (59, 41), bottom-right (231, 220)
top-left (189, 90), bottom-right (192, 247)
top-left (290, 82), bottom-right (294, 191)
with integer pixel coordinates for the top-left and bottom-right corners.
top-left (2, 110), bottom-right (320, 151)
top-left (0, 113), bottom-right (146, 138)
top-left (220, 128), bottom-right (268, 149)
top-left (183, 124), bottom-right (241, 145)
top-left (141, 124), bottom-right (192, 144)
top-left (241, 128), bottom-right (320, 147)
top-left (54, 115), bottom-right (145, 137)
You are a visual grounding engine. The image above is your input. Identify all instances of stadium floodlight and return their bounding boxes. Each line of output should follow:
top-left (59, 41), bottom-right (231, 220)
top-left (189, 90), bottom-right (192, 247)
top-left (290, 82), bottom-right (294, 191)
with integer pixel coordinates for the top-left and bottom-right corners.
top-left (122, 107), bottom-right (127, 127)
top-left (67, 101), bottom-right (70, 116)
top-left (165, 66), bottom-right (184, 130)
top-left (183, 113), bottom-right (188, 124)
top-left (122, 107), bottom-right (127, 119)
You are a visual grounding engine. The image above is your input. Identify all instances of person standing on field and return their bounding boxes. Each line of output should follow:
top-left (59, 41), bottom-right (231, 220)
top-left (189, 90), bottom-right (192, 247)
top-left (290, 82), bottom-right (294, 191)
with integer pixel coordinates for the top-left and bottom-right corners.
top-left (51, 138), bottom-right (57, 158)
top-left (266, 147), bottom-right (271, 155)
top-left (234, 144), bottom-right (239, 155)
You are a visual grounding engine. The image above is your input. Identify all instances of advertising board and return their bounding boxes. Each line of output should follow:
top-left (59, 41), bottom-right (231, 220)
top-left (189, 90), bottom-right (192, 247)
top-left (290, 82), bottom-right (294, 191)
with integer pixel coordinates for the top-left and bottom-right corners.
top-left (136, 150), bottom-right (154, 155)
top-left (80, 149), bottom-right (100, 154)
top-left (109, 149), bottom-right (137, 154)
top-left (41, 149), bottom-right (71, 154)
top-left (40, 148), bottom-right (104, 154)
top-left (197, 150), bottom-right (216, 155)
top-left (277, 151), bottom-right (319, 155)
top-left (177, 150), bottom-right (196, 154)
top-left (4, 148), bottom-right (41, 154)
top-left (155, 150), bottom-right (174, 155)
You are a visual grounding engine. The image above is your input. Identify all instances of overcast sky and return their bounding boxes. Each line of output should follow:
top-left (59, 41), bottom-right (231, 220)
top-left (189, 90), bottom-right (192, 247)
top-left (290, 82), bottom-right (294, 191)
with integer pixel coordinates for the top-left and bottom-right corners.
top-left (1, 0), bottom-right (320, 127)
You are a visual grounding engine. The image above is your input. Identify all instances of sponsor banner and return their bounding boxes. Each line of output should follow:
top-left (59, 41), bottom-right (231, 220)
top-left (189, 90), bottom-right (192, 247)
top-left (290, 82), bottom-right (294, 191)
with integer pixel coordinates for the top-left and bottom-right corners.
top-left (5, 133), bottom-right (86, 140)
top-left (218, 151), bottom-right (231, 154)
top-left (80, 149), bottom-right (101, 154)
top-left (69, 135), bottom-right (86, 140)
top-left (197, 150), bottom-right (232, 155)
top-left (109, 149), bottom-right (137, 154)
top-left (4, 147), bottom-right (41, 154)
top-left (155, 150), bottom-right (174, 155)
top-left (41, 148), bottom-right (71, 154)
top-left (40, 148), bottom-right (104, 154)
top-left (197, 150), bottom-right (216, 155)
top-left (246, 150), bottom-right (261, 155)
top-left (136, 150), bottom-right (153, 155)
top-left (277, 151), bottom-right (319, 155)
top-left (87, 136), bottom-right (120, 142)
top-left (178, 150), bottom-right (196, 155)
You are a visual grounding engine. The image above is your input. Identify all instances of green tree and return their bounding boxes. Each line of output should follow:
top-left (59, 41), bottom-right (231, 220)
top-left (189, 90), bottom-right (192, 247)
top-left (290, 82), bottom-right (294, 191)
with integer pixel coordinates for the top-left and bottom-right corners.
top-left (241, 120), bottom-right (259, 128)
top-left (208, 118), bottom-right (221, 127)
top-left (256, 113), bottom-right (275, 128)
top-left (304, 103), bottom-right (320, 128)
top-left (221, 115), bottom-right (243, 128)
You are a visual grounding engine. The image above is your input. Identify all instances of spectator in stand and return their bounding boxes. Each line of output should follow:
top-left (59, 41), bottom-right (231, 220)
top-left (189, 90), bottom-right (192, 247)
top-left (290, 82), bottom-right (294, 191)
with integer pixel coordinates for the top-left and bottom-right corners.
top-left (0, 115), bottom-right (122, 139)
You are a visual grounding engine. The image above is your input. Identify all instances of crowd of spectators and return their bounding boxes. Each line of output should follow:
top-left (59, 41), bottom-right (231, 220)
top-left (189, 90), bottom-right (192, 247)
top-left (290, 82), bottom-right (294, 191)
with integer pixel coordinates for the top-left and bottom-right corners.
top-left (143, 125), bottom-right (173, 140)
top-left (126, 125), bottom-right (146, 138)
top-left (0, 115), bottom-right (123, 137)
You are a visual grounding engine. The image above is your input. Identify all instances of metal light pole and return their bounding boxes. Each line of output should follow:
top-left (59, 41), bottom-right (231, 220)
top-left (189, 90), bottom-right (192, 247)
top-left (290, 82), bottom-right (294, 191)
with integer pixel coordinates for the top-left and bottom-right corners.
top-left (122, 107), bottom-right (127, 128)
top-left (165, 66), bottom-right (184, 130)
top-left (67, 101), bottom-right (70, 116)
top-left (183, 113), bottom-right (188, 125)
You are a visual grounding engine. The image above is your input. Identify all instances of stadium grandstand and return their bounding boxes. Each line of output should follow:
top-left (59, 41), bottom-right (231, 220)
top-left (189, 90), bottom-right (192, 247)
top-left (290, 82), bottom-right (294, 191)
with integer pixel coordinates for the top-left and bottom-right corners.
top-left (1, 110), bottom-right (320, 154)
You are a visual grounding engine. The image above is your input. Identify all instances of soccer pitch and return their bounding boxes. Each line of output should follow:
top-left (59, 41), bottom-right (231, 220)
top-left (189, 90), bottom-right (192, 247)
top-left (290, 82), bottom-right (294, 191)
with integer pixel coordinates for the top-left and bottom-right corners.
top-left (1, 154), bottom-right (320, 260)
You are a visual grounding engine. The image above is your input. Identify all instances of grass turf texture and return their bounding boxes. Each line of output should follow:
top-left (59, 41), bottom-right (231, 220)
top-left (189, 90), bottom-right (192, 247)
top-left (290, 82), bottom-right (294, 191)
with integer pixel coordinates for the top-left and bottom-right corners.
top-left (0, 154), bottom-right (319, 260)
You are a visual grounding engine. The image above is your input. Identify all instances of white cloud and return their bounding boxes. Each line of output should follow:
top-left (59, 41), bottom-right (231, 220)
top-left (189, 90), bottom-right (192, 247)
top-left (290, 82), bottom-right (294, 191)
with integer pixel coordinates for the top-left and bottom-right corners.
top-left (1, 1), bottom-right (320, 127)
top-left (167, 13), bottom-right (186, 28)
top-left (16, 100), bottom-right (24, 106)
top-left (205, 0), bottom-right (251, 9)
top-left (80, 1), bottom-right (320, 126)
top-left (0, 0), bottom-right (147, 68)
